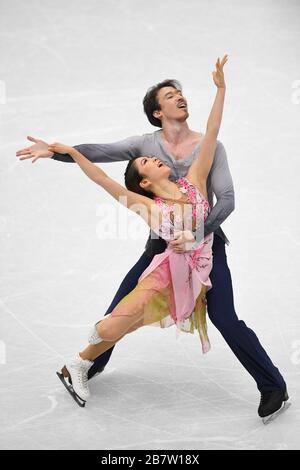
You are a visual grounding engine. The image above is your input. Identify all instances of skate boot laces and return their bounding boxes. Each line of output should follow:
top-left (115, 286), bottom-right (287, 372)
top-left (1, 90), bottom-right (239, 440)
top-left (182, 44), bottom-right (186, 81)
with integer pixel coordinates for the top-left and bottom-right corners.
top-left (77, 360), bottom-right (91, 394)
top-left (259, 391), bottom-right (273, 407)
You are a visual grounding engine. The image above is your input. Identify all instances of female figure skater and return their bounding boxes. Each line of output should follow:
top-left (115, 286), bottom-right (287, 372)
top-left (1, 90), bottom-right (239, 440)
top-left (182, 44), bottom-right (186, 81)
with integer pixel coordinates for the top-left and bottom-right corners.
top-left (51, 55), bottom-right (228, 407)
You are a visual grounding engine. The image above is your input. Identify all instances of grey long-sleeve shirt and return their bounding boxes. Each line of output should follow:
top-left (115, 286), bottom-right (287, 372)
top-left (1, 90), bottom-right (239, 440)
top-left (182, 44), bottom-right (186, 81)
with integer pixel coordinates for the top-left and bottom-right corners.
top-left (52, 130), bottom-right (235, 256)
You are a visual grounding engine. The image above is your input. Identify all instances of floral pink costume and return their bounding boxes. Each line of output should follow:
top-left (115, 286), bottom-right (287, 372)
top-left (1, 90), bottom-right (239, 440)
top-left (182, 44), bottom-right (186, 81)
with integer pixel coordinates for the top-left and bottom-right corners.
top-left (110, 177), bottom-right (214, 353)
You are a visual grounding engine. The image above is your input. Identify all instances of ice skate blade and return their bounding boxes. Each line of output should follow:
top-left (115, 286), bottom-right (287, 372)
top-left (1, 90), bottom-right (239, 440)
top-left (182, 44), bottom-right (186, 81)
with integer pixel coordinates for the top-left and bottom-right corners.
top-left (56, 371), bottom-right (86, 408)
top-left (262, 401), bottom-right (291, 425)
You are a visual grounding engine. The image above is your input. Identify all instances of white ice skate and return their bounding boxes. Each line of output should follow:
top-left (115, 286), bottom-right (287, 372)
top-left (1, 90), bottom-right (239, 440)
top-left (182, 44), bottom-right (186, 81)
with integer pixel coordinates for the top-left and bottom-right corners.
top-left (56, 354), bottom-right (93, 407)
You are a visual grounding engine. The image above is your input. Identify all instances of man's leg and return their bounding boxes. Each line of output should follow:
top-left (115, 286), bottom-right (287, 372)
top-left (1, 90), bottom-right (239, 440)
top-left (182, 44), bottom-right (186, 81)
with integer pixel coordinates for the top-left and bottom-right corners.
top-left (206, 234), bottom-right (286, 393)
top-left (88, 251), bottom-right (154, 379)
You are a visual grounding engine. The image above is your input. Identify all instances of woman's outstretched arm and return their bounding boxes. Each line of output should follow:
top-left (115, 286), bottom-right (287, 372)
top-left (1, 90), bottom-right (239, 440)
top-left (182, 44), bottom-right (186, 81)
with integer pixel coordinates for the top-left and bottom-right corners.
top-left (187, 54), bottom-right (228, 187)
top-left (48, 143), bottom-right (159, 227)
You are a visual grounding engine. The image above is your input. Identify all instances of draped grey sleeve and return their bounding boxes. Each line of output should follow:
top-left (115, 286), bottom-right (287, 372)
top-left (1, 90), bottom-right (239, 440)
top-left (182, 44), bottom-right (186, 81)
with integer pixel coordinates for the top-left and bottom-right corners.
top-left (51, 135), bottom-right (144, 162)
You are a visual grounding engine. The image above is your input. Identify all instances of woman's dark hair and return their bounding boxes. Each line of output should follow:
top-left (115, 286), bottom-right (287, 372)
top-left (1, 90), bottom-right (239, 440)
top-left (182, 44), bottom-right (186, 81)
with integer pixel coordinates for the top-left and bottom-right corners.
top-left (143, 79), bottom-right (182, 128)
top-left (124, 156), bottom-right (155, 199)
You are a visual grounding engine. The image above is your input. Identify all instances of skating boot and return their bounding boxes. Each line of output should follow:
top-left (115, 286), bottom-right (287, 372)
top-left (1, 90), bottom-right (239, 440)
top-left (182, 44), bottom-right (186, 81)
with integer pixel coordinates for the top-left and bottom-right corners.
top-left (56, 354), bottom-right (93, 407)
top-left (258, 387), bottom-right (291, 424)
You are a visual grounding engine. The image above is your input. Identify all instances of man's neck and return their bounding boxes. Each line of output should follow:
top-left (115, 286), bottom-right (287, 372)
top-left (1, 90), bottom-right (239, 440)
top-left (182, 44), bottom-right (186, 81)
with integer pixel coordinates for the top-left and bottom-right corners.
top-left (160, 122), bottom-right (193, 146)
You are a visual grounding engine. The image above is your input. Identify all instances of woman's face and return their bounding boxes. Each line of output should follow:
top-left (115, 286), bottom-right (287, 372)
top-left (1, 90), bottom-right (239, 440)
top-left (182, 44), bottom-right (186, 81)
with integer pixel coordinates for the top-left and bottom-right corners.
top-left (134, 156), bottom-right (171, 189)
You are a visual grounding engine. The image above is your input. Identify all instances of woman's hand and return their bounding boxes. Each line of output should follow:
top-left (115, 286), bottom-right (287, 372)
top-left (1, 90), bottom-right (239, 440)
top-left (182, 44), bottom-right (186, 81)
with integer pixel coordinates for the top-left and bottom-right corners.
top-left (168, 230), bottom-right (197, 253)
top-left (212, 54), bottom-right (228, 88)
top-left (48, 142), bottom-right (74, 155)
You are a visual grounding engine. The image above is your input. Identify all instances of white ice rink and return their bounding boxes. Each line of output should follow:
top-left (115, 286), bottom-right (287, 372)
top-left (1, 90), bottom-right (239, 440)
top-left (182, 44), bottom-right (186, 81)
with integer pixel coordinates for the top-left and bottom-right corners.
top-left (0, 0), bottom-right (300, 450)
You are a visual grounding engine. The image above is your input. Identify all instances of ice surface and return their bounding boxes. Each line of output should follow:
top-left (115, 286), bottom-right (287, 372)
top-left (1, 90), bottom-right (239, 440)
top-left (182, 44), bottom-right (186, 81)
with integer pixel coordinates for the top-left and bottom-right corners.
top-left (0, 0), bottom-right (299, 450)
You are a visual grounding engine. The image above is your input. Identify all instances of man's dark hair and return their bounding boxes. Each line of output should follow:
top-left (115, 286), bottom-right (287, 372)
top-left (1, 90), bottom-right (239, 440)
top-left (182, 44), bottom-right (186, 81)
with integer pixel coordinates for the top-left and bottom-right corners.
top-left (124, 156), bottom-right (155, 199)
top-left (143, 79), bottom-right (182, 128)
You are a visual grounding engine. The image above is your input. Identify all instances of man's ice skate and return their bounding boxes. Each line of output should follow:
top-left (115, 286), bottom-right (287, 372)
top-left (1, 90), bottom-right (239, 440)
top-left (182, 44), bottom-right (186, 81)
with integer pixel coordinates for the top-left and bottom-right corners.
top-left (258, 387), bottom-right (291, 425)
top-left (56, 354), bottom-right (93, 408)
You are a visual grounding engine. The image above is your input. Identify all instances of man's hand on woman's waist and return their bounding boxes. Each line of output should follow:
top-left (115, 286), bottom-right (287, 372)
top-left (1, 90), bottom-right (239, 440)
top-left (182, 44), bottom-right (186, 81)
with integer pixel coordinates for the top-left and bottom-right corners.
top-left (168, 230), bottom-right (197, 253)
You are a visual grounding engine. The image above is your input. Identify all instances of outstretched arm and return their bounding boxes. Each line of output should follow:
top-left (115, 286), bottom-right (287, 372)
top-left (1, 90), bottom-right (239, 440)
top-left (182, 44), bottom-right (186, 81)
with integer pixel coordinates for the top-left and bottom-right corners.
top-left (194, 141), bottom-right (235, 242)
top-left (52, 135), bottom-right (143, 163)
top-left (48, 143), bottom-right (160, 228)
top-left (170, 55), bottom-right (232, 252)
top-left (170, 140), bottom-right (235, 251)
top-left (187, 55), bottom-right (228, 187)
top-left (16, 135), bottom-right (143, 163)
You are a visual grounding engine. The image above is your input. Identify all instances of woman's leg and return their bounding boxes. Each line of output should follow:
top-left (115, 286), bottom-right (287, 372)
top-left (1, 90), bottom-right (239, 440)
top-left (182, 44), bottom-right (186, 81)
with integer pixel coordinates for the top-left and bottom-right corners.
top-left (83, 281), bottom-right (160, 362)
top-left (80, 317), bottom-right (144, 361)
top-left (88, 251), bottom-right (155, 379)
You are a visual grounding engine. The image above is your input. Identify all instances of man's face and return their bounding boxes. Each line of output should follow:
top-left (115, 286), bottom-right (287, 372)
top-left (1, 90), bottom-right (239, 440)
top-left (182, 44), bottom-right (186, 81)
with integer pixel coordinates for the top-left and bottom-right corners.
top-left (154, 86), bottom-right (189, 124)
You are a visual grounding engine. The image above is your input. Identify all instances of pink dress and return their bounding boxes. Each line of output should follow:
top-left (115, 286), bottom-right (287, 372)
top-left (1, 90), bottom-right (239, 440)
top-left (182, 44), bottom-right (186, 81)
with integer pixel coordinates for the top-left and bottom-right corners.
top-left (110, 176), bottom-right (214, 353)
